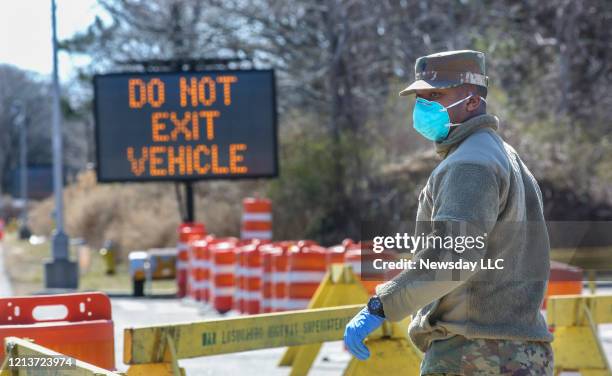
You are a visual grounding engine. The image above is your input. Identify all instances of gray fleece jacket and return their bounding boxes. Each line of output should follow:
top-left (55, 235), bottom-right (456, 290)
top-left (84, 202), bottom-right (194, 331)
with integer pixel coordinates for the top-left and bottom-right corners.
top-left (376, 114), bottom-right (553, 352)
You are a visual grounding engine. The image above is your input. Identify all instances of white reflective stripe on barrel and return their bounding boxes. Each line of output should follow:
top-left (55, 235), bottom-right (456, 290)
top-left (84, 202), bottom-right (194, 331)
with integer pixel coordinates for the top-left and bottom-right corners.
top-left (242, 290), bottom-right (262, 300)
top-left (192, 260), bottom-right (209, 269)
top-left (176, 261), bottom-right (189, 269)
top-left (272, 272), bottom-right (288, 283)
top-left (242, 212), bottom-right (272, 221)
top-left (262, 274), bottom-right (272, 283)
top-left (286, 271), bottom-right (326, 283)
top-left (262, 299), bottom-right (272, 308)
top-left (211, 265), bottom-right (234, 274)
top-left (241, 231), bottom-right (272, 239)
top-left (242, 267), bottom-right (262, 278)
top-left (284, 299), bottom-right (310, 310)
top-left (192, 280), bottom-right (210, 289)
top-left (212, 287), bottom-right (234, 296)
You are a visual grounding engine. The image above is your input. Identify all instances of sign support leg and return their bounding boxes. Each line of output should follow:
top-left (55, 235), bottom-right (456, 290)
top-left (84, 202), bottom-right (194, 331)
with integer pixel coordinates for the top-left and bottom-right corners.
top-left (185, 182), bottom-right (195, 222)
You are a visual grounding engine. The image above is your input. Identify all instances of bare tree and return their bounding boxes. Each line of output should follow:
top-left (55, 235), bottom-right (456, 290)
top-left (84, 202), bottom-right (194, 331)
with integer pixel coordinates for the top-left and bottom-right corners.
top-left (0, 65), bottom-right (91, 199)
top-left (0, 66), bottom-right (52, 194)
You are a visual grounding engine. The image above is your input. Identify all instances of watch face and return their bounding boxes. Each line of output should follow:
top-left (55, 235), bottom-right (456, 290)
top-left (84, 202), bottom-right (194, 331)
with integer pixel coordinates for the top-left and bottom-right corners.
top-left (367, 296), bottom-right (385, 318)
top-left (368, 297), bottom-right (381, 312)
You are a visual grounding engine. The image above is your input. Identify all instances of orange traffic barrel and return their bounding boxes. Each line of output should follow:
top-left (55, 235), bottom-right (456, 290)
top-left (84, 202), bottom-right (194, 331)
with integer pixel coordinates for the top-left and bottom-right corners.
top-left (232, 240), bottom-right (255, 313)
top-left (243, 241), bottom-right (270, 314)
top-left (188, 241), bottom-right (199, 301)
top-left (260, 244), bottom-right (281, 313)
top-left (176, 223), bottom-right (206, 298)
top-left (205, 237), bottom-right (238, 304)
top-left (210, 240), bottom-right (238, 314)
top-left (241, 198), bottom-right (272, 240)
top-left (286, 243), bottom-right (327, 310)
top-left (0, 292), bottom-right (115, 370)
top-left (186, 228), bottom-right (208, 300)
top-left (235, 239), bottom-right (259, 312)
top-left (543, 261), bottom-right (583, 308)
top-left (190, 237), bottom-right (216, 302)
top-left (191, 240), bottom-right (206, 301)
top-left (271, 241), bottom-right (294, 312)
top-left (234, 244), bottom-right (245, 312)
top-left (326, 239), bottom-right (353, 265)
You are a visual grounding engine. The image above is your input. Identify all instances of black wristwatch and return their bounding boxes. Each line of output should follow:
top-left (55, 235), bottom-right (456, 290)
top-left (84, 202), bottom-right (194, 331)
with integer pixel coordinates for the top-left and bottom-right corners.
top-left (367, 295), bottom-right (386, 318)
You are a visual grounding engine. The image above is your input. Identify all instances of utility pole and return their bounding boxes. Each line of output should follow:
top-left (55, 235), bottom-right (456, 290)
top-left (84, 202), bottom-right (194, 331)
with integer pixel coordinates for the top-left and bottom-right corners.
top-left (44, 0), bottom-right (78, 289)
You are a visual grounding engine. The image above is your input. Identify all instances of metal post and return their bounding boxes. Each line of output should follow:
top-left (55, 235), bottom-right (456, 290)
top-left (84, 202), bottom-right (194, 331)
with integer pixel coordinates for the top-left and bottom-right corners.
top-left (185, 182), bottom-right (195, 222)
top-left (44, 0), bottom-right (78, 289)
top-left (14, 104), bottom-right (31, 239)
top-left (19, 112), bottom-right (27, 218)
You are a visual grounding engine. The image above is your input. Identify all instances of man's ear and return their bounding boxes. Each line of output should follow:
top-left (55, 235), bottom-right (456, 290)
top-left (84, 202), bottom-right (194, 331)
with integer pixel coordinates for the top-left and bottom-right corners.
top-left (466, 94), bottom-right (481, 112)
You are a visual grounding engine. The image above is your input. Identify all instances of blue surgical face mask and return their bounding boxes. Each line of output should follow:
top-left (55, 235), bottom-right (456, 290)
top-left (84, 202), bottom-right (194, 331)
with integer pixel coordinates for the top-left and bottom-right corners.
top-left (412, 94), bottom-right (485, 141)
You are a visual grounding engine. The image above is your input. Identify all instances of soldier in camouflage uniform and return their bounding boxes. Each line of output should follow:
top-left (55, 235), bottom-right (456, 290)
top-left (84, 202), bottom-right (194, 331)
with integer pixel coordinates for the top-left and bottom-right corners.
top-left (344, 50), bottom-right (554, 375)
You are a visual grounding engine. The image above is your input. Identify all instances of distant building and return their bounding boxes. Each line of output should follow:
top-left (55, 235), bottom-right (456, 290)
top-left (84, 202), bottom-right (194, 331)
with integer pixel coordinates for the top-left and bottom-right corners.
top-left (9, 165), bottom-right (54, 200)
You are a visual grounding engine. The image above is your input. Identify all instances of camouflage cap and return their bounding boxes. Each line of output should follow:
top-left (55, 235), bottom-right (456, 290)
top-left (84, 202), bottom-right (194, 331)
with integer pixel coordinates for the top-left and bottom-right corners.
top-left (399, 50), bottom-right (488, 96)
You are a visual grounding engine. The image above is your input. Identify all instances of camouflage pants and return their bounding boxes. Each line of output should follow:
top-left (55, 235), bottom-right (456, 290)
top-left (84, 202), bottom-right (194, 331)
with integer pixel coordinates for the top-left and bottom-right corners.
top-left (422, 338), bottom-right (554, 376)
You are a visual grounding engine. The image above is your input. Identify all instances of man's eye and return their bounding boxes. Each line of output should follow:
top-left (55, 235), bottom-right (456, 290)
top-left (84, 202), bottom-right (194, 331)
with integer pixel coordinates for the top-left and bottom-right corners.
top-left (430, 93), bottom-right (441, 99)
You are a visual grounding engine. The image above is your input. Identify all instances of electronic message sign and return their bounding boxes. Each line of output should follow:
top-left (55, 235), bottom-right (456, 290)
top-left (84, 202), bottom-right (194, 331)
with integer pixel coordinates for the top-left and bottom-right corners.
top-left (93, 70), bottom-right (277, 182)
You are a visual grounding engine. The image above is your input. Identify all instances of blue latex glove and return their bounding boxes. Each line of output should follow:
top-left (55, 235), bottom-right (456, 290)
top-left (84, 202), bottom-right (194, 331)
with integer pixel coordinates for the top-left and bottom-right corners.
top-left (343, 307), bottom-right (385, 360)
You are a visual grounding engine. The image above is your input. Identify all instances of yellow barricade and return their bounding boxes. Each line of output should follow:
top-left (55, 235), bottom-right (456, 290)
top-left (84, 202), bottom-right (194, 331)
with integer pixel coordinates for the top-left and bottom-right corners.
top-left (279, 264), bottom-right (421, 375)
top-left (0, 336), bottom-right (120, 376)
top-left (123, 264), bottom-right (422, 376)
top-left (547, 294), bottom-right (612, 375)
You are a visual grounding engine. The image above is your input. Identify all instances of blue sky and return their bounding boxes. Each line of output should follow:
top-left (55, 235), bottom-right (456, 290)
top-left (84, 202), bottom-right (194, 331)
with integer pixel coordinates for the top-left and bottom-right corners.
top-left (0, 0), bottom-right (101, 81)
